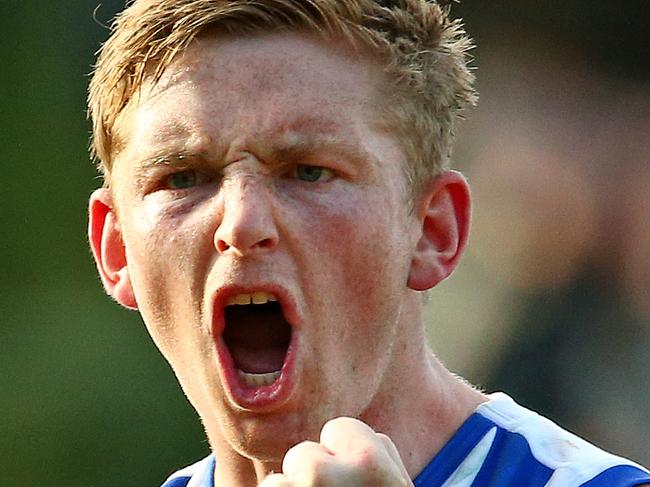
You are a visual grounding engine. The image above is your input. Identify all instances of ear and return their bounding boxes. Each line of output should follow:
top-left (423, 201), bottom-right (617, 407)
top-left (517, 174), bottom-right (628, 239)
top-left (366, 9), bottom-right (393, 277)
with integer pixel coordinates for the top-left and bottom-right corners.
top-left (407, 170), bottom-right (471, 291)
top-left (88, 189), bottom-right (138, 310)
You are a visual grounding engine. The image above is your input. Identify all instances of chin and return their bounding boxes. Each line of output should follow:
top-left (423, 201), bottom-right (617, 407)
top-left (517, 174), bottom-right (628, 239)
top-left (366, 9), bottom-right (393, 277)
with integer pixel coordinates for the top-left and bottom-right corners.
top-left (225, 414), bottom-right (316, 462)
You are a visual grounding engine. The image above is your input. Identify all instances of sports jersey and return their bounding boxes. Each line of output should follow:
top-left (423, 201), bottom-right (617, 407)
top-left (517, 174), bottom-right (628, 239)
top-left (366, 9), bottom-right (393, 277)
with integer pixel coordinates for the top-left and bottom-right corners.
top-left (161, 393), bottom-right (650, 487)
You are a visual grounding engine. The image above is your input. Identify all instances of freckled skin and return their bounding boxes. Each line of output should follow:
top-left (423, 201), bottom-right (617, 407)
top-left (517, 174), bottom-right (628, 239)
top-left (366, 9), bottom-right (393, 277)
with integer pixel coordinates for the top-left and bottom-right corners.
top-left (101, 31), bottom-right (483, 485)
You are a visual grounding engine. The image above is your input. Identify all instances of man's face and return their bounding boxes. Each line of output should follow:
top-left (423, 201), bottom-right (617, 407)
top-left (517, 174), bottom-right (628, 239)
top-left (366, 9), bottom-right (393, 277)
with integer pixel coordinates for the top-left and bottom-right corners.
top-left (108, 32), bottom-right (421, 460)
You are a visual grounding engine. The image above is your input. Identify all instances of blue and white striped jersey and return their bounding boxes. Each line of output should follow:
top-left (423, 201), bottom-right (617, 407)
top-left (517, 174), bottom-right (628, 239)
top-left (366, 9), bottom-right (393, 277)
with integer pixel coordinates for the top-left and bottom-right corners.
top-left (161, 393), bottom-right (650, 487)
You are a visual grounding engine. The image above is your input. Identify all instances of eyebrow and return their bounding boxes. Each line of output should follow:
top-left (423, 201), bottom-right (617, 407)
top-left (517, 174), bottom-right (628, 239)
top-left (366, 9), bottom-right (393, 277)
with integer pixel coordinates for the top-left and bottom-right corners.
top-left (268, 133), bottom-right (370, 167)
top-left (130, 149), bottom-right (216, 191)
top-left (136, 149), bottom-right (206, 169)
top-left (133, 129), bottom-right (370, 173)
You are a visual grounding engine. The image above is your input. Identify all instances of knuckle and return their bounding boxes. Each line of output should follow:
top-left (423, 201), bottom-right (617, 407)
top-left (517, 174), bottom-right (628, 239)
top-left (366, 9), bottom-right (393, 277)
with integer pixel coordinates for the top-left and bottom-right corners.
top-left (321, 416), bottom-right (372, 444)
top-left (323, 416), bottom-right (354, 433)
top-left (283, 440), bottom-right (333, 481)
top-left (351, 446), bottom-right (408, 485)
top-left (353, 444), bottom-right (381, 468)
top-left (285, 439), bottom-right (320, 462)
top-left (375, 432), bottom-right (391, 443)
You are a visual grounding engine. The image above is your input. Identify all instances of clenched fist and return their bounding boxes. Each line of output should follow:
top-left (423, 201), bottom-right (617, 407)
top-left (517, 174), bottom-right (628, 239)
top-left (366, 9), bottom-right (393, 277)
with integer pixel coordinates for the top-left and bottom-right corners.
top-left (258, 417), bottom-right (414, 487)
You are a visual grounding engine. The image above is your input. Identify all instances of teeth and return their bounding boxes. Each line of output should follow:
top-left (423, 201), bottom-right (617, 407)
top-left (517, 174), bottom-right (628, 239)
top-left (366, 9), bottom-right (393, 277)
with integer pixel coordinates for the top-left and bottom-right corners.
top-left (226, 292), bottom-right (278, 306)
top-left (237, 369), bottom-right (281, 387)
top-left (230, 294), bottom-right (252, 305)
top-left (252, 291), bottom-right (274, 304)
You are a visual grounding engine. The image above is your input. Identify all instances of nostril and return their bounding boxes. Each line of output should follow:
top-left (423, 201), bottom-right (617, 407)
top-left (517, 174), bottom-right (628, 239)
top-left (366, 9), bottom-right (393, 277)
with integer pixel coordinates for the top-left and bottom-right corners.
top-left (216, 239), bottom-right (230, 253)
top-left (256, 238), bottom-right (275, 249)
top-left (216, 237), bottom-right (275, 254)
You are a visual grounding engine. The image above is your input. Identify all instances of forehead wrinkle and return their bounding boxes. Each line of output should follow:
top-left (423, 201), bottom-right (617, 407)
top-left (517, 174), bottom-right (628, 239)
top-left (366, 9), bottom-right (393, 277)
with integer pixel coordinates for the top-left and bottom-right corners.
top-left (128, 101), bottom-right (223, 163)
top-left (123, 50), bottom-right (386, 177)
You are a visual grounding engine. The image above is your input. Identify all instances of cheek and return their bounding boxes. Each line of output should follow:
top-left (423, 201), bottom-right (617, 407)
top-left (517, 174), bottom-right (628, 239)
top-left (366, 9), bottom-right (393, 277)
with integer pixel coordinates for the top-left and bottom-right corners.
top-left (291, 187), bottom-right (410, 285)
top-left (287, 187), bottom-right (410, 338)
top-left (121, 205), bottom-right (219, 388)
top-left (122, 201), bottom-right (216, 328)
top-left (291, 192), bottom-right (407, 408)
top-left (128, 196), bottom-right (215, 267)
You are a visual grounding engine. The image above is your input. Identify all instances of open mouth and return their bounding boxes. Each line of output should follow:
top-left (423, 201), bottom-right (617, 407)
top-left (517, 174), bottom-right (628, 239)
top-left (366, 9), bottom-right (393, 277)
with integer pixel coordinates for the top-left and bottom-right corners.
top-left (221, 292), bottom-right (292, 389)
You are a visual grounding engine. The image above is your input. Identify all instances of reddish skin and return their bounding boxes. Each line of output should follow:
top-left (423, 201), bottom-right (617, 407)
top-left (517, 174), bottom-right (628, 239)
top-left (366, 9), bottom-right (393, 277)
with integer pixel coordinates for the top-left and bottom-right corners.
top-left (89, 31), bottom-right (485, 486)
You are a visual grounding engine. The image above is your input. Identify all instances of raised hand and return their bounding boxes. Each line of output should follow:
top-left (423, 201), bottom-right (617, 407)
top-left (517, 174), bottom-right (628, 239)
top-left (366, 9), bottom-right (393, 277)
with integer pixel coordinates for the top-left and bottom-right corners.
top-left (258, 417), bottom-right (414, 487)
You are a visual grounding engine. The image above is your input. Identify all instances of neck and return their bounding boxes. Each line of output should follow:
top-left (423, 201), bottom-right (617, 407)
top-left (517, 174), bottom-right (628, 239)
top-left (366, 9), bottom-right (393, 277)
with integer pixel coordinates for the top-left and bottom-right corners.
top-left (356, 302), bottom-right (487, 478)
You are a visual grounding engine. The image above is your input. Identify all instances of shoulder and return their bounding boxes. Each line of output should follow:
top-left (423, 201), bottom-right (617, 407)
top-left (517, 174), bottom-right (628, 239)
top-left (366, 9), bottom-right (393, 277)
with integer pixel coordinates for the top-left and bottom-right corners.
top-left (476, 393), bottom-right (650, 487)
top-left (160, 455), bottom-right (215, 487)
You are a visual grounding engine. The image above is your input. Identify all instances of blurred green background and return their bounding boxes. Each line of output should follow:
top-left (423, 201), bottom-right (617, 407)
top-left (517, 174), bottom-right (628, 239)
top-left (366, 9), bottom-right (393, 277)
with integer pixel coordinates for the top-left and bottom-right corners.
top-left (1, 1), bottom-right (648, 485)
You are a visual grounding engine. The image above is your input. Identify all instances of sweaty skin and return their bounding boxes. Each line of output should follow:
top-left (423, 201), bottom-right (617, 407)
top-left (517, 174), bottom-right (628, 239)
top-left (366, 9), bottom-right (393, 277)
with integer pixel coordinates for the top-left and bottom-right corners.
top-left (88, 31), bottom-right (485, 486)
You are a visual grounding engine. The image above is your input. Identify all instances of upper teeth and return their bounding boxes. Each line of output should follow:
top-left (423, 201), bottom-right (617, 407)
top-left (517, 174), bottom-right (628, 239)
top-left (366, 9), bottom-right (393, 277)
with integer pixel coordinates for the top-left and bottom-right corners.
top-left (226, 292), bottom-right (278, 306)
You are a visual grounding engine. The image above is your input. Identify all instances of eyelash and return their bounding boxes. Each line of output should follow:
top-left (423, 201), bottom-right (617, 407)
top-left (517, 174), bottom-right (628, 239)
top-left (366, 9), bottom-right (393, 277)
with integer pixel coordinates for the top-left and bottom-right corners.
top-left (152, 163), bottom-right (336, 194)
top-left (162, 169), bottom-right (210, 190)
top-left (290, 164), bottom-right (334, 183)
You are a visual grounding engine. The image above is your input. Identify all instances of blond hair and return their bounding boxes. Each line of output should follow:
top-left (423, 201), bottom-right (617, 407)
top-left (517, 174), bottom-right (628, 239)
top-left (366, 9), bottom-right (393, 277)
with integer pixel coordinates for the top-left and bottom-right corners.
top-left (88, 0), bottom-right (477, 191)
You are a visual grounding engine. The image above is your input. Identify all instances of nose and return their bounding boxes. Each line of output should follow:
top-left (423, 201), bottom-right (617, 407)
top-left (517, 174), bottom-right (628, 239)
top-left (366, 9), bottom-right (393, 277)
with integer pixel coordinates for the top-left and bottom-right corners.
top-left (214, 178), bottom-right (279, 256)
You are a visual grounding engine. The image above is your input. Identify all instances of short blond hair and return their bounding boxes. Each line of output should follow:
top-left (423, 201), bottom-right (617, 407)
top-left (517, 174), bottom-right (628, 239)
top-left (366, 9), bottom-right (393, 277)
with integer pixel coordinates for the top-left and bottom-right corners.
top-left (88, 0), bottom-right (477, 191)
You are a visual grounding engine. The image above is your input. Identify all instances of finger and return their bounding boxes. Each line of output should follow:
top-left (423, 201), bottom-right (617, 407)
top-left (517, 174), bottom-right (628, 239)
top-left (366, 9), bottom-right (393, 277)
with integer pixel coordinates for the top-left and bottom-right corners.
top-left (321, 418), bottom-right (412, 486)
top-left (376, 433), bottom-right (402, 466)
top-left (377, 432), bottom-right (413, 485)
top-left (282, 440), bottom-right (333, 478)
top-left (258, 473), bottom-right (294, 487)
top-left (319, 417), bottom-right (381, 457)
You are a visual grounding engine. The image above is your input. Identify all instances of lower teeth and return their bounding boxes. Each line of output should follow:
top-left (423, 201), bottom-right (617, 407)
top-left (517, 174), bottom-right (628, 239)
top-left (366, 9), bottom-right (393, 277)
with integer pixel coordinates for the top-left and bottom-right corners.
top-left (237, 369), bottom-right (281, 387)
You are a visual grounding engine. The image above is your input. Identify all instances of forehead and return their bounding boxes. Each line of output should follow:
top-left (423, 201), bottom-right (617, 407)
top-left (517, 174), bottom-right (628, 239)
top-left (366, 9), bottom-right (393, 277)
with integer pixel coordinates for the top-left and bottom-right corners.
top-left (116, 32), bottom-right (388, 163)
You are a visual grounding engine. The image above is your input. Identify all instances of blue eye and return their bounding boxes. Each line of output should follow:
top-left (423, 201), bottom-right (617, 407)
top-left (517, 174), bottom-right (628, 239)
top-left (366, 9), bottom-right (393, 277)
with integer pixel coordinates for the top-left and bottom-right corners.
top-left (295, 165), bottom-right (332, 183)
top-left (166, 170), bottom-right (200, 189)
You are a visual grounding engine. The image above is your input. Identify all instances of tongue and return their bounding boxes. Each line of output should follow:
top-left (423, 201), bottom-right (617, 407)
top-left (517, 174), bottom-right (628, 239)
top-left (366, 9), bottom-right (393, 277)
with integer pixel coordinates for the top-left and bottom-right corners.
top-left (228, 344), bottom-right (287, 374)
top-left (224, 304), bottom-right (291, 374)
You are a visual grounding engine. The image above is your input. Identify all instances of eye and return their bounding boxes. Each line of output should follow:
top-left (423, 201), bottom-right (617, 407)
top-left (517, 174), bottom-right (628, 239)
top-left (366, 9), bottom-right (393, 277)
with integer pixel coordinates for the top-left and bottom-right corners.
top-left (164, 170), bottom-right (207, 190)
top-left (294, 165), bottom-right (333, 183)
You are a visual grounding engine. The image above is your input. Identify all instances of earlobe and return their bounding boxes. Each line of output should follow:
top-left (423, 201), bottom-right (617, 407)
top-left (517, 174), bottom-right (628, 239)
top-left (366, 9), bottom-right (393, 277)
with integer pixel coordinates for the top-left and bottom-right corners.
top-left (88, 189), bottom-right (138, 310)
top-left (407, 171), bottom-right (471, 291)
